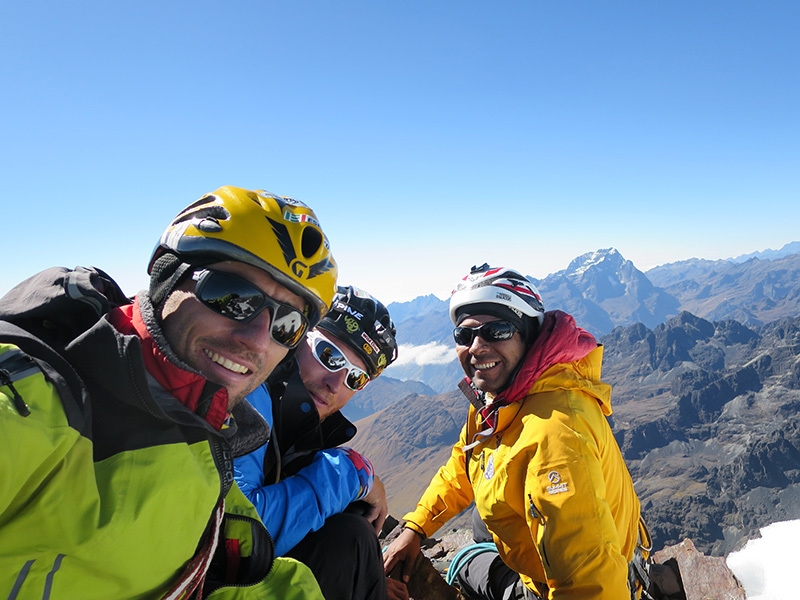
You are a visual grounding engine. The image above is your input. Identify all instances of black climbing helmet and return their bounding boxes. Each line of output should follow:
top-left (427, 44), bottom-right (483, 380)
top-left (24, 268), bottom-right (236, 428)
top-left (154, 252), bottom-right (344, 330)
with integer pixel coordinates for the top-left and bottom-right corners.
top-left (316, 285), bottom-right (398, 379)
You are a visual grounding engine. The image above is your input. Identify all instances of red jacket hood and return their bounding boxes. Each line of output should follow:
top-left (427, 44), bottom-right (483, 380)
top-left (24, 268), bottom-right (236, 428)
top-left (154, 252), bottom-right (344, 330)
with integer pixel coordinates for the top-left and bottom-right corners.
top-left (493, 310), bottom-right (599, 404)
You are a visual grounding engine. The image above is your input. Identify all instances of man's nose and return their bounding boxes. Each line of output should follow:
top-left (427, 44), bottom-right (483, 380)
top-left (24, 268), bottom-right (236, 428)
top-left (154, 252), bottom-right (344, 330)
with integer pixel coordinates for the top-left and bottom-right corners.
top-left (323, 365), bottom-right (349, 392)
top-left (232, 309), bottom-right (275, 352)
top-left (469, 333), bottom-right (489, 352)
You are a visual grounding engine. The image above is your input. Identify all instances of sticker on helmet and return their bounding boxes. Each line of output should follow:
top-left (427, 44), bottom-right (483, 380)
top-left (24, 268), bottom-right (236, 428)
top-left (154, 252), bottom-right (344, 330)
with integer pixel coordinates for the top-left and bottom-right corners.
top-left (361, 332), bottom-right (381, 354)
top-left (283, 211), bottom-right (320, 229)
top-left (267, 216), bottom-right (299, 268)
top-left (337, 304), bottom-right (364, 320)
top-left (290, 261), bottom-right (310, 279)
top-left (307, 259), bottom-right (336, 280)
top-left (344, 315), bottom-right (360, 334)
top-left (264, 192), bottom-right (310, 210)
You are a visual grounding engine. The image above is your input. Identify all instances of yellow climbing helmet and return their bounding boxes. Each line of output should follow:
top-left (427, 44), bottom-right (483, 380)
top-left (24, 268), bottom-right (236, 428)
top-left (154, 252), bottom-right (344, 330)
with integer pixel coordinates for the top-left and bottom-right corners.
top-left (149, 185), bottom-right (338, 326)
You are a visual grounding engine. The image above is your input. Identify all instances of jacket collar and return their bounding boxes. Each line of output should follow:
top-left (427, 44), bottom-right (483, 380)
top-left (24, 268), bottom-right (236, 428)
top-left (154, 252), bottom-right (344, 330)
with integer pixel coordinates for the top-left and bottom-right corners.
top-left (497, 310), bottom-right (599, 405)
top-left (263, 359), bottom-right (357, 481)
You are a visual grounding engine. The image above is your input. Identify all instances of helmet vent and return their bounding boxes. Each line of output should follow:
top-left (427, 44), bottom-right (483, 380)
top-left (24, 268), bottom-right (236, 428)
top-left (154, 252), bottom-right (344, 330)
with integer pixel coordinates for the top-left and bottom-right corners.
top-left (173, 202), bottom-right (231, 226)
top-left (197, 218), bottom-right (223, 233)
top-left (300, 227), bottom-right (323, 259)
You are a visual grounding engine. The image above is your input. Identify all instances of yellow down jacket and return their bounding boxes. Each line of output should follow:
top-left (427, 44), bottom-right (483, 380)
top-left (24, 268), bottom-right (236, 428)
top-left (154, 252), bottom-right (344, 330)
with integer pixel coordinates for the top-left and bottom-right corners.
top-left (404, 311), bottom-right (642, 599)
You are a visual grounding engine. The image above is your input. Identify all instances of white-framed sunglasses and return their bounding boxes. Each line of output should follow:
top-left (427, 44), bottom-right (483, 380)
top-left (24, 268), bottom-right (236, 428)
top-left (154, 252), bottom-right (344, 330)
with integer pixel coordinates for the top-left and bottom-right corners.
top-left (306, 330), bottom-right (371, 391)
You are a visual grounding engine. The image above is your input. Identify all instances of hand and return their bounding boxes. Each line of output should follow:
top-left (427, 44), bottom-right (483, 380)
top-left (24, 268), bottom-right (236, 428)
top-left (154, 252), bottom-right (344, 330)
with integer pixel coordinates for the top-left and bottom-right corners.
top-left (383, 527), bottom-right (422, 585)
top-left (362, 475), bottom-right (389, 534)
top-left (386, 575), bottom-right (410, 600)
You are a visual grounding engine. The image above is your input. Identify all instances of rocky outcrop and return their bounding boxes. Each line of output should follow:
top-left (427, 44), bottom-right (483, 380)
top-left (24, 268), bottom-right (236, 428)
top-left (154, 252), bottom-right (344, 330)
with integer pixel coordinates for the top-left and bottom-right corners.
top-left (381, 516), bottom-right (466, 600)
top-left (652, 539), bottom-right (746, 600)
top-left (380, 516), bottom-right (746, 600)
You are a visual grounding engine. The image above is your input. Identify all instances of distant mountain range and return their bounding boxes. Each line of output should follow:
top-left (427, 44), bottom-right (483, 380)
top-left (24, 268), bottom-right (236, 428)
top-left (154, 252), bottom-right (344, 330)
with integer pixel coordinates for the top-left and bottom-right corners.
top-left (345, 242), bottom-right (800, 557)
top-left (361, 242), bottom-right (800, 397)
top-left (730, 241), bottom-right (800, 262)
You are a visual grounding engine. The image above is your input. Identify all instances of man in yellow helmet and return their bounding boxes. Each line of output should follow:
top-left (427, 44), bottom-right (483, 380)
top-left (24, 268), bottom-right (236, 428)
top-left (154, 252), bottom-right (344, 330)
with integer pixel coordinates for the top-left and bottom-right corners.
top-left (0, 186), bottom-right (336, 599)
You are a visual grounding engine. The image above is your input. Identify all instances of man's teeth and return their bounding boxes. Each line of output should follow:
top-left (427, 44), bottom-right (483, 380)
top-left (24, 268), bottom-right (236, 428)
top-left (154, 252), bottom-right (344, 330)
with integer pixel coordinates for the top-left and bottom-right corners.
top-left (204, 350), bottom-right (249, 374)
top-left (475, 361), bottom-right (498, 370)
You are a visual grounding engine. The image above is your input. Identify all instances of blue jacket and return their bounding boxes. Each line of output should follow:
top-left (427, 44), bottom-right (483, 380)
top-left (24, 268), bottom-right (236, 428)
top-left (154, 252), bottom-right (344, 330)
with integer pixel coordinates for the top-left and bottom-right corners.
top-left (234, 363), bottom-right (374, 556)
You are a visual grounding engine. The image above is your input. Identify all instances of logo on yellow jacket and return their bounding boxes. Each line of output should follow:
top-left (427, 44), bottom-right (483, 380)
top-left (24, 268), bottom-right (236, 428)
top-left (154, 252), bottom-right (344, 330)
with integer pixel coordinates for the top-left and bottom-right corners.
top-left (546, 470), bottom-right (569, 495)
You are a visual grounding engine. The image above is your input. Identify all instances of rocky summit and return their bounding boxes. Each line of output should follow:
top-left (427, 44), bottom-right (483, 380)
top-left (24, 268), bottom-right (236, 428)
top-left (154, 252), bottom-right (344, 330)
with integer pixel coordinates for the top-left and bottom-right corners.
top-left (378, 515), bottom-right (747, 599)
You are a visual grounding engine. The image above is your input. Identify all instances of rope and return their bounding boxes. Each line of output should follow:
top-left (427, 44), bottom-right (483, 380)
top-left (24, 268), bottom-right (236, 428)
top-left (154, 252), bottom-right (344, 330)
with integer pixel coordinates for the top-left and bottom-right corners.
top-left (444, 542), bottom-right (498, 585)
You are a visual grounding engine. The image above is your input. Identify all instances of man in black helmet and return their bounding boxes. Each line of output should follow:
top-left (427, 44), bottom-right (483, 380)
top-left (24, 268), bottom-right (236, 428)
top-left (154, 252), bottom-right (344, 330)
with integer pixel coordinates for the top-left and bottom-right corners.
top-left (235, 285), bottom-right (408, 600)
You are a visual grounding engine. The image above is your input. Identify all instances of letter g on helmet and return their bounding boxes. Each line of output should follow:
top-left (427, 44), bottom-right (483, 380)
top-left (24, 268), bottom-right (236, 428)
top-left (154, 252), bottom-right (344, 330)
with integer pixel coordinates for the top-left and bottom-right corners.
top-left (149, 185), bottom-right (338, 326)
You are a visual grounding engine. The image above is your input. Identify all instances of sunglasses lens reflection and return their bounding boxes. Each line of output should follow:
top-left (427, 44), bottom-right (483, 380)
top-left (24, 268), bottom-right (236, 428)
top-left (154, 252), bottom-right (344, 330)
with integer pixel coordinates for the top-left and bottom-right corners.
top-left (194, 270), bottom-right (308, 348)
top-left (453, 321), bottom-right (516, 346)
top-left (312, 336), bottom-right (370, 391)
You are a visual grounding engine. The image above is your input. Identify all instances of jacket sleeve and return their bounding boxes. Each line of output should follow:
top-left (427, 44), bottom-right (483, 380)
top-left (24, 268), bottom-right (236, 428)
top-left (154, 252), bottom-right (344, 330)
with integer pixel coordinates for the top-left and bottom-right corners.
top-left (522, 389), bottom-right (630, 598)
top-left (236, 447), bottom-right (371, 556)
top-left (402, 420), bottom-right (475, 538)
top-left (0, 344), bottom-right (80, 516)
top-left (0, 344), bottom-right (92, 594)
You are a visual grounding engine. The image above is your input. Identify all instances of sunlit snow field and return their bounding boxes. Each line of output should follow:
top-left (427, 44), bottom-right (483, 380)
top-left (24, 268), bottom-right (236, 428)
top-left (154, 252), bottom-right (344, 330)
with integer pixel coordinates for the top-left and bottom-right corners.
top-left (726, 520), bottom-right (798, 600)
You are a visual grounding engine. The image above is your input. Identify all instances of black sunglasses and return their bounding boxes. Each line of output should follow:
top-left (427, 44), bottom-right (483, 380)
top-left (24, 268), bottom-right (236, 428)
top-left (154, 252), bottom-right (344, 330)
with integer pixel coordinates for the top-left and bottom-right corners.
top-left (192, 269), bottom-right (309, 348)
top-left (453, 320), bottom-right (518, 346)
top-left (307, 330), bottom-right (371, 391)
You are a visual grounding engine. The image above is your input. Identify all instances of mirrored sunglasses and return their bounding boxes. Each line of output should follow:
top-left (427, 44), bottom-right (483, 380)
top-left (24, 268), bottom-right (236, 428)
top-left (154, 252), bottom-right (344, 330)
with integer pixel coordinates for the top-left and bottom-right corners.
top-left (192, 269), bottom-right (309, 348)
top-left (307, 330), bottom-right (371, 391)
top-left (453, 320), bottom-right (517, 346)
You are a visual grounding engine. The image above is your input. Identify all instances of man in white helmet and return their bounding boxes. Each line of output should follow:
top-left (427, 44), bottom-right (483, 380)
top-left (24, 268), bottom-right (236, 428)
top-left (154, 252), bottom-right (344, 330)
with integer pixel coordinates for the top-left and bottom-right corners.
top-left (383, 264), bottom-right (651, 600)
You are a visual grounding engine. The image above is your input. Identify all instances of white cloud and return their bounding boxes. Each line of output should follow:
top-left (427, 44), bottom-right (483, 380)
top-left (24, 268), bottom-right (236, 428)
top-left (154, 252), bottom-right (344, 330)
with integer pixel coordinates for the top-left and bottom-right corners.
top-left (392, 342), bottom-right (454, 367)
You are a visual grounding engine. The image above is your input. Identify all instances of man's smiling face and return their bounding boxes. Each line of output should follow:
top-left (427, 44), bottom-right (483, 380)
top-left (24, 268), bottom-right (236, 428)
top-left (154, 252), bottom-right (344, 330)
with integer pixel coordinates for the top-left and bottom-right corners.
top-left (295, 330), bottom-right (366, 421)
top-left (455, 315), bottom-right (526, 395)
top-left (161, 260), bottom-right (306, 408)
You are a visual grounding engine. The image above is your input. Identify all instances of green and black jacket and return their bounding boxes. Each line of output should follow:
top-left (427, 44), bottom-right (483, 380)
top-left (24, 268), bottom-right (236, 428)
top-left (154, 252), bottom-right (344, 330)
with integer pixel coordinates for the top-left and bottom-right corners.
top-left (0, 266), bottom-right (323, 599)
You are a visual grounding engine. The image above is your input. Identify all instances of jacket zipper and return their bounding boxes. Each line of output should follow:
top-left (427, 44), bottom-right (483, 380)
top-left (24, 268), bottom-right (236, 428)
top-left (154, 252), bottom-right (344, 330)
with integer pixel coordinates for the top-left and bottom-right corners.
top-left (528, 494), bottom-right (550, 568)
top-left (0, 349), bottom-right (39, 417)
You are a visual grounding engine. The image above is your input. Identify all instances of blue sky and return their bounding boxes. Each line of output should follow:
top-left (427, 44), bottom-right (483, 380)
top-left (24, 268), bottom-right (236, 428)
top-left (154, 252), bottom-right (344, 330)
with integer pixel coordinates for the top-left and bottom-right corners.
top-left (2, 1), bottom-right (798, 304)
